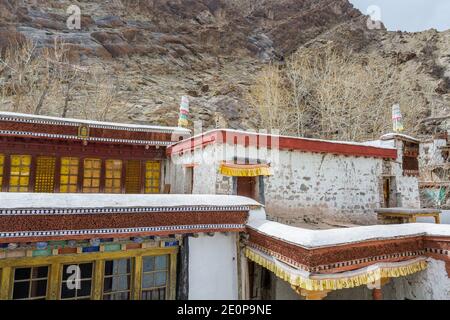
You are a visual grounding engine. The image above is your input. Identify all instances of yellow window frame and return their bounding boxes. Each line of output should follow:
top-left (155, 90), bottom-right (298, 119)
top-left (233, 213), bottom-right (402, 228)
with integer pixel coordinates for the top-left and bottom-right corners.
top-left (0, 247), bottom-right (177, 300)
top-left (9, 155), bottom-right (31, 192)
top-left (60, 157), bottom-right (79, 193)
top-left (145, 161), bottom-right (161, 194)
top-left (83, 158), bottom-right (102, 193)
top-left (105, 160), bottom-right (123, 194)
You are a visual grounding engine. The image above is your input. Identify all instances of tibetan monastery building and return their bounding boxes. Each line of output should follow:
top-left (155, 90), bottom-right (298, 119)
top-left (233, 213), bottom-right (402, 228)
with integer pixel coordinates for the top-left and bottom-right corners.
top-left (0, 112), bottom-right (449, 300)
top-left (167, 129), bottom-right (421, 225)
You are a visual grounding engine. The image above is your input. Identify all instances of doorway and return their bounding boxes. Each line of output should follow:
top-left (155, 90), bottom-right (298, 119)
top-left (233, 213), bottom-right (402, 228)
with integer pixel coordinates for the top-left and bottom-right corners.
top-left (237, 177), bottom-right (256, 199)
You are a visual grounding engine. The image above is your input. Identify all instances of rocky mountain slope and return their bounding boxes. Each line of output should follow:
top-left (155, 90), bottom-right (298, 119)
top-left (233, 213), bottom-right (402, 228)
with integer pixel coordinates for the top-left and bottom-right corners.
top-left (0, 0), bottom-right (449, 137)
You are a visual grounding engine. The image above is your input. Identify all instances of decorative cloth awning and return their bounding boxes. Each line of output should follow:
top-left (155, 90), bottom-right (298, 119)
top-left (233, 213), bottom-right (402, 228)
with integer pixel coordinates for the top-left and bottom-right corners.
top-left (245, 247), bottom-right (428, 292)
top-left (219, 163), bottom-right (272, 177)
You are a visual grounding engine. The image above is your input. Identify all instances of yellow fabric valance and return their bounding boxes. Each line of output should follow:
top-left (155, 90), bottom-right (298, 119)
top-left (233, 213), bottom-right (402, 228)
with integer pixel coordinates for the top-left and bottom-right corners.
top-left (219, 163), bottom-right (272, 177)
top-left (245, 247), bottom-right (428, 292)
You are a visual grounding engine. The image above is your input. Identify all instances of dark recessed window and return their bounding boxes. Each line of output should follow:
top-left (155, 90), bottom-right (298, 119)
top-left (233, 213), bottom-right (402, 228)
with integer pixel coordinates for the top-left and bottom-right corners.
top-left (12, 266), bottom-right (49, 300)
top-left (60, 262), bottom-right (94, 300)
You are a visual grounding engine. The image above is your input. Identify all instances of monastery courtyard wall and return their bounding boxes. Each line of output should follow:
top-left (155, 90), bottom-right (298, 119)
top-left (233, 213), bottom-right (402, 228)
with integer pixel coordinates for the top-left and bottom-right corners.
top-left (263, 150), bottom-right (384, 225)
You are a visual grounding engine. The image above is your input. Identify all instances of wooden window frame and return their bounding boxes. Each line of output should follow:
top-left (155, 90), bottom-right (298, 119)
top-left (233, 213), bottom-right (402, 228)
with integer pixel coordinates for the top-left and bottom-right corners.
top-left (145, 161), bottom-right (162, 194)
top-left (11, 265), bottom-right (50, 300)
top-left (140, 254), bottom-right (170, 300)
top-left (9, 155), bottom-right (32, 192)
top-left (104, 160), bottom-right (123, 194)
top-left (0, 247), bottom-right (177, 300)
top-left (82, 158), bottom-right (102, 193)
top-left (59, 157), bottom-right (80, 193)
top-left (60, 262), bottom-right (94, 300)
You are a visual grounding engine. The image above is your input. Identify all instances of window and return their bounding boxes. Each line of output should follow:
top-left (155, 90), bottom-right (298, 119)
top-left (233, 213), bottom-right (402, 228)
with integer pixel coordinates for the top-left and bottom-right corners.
top-left (0, 154), bottom-right (4, 188)
top-left (60, 157), bottom-right (79, 193)
top-left (12, 266), bottom-right (49, 300)
top-left (60, 263), bottom-right (93, 300)
top-left (103, 259), bottom-right (132, 300)
top-left (35, 156), bottom-right (56, 193)
top-left (145, 161), bottom-right (161, 194)
top-left (141, 255), bottom-right (169, 300)
top-left (105, 160), bottom-right (122, 193)
top-left (9, 155), bottom-right (31, 192)
top-left (403, 142), bottom-right (419, 176)
top-left (125, 160), bottom-right (141, 194)
top-left (83, 158), bottom-right (101, 193)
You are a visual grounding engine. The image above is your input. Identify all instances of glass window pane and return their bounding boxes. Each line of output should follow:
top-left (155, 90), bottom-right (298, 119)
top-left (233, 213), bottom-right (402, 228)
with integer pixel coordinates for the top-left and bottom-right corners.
top-left (34, 266), bottom-right (49, 279)
top-left (14, 268), bottom-right (31, 280)
top-left (61, 283), bottom-right (76, 299)
top-left (30, 280), bottom-right (47, 297)
top-left (155, 272), bottom-right (167, 287)
top-left (155, 255), bottom-right (167, 270)
top-left (79, 263), bottom-right (93, 278)
top-left (79, 280), bottom-right (92, 297)
top-left (103, 277), bottom-right (113, 293)
top-left (142, 274), bottom-right (154, 289)
top-left (143, 256), bottom-right (154, 272)
top-left (12, 282), bottom-right (30, 300)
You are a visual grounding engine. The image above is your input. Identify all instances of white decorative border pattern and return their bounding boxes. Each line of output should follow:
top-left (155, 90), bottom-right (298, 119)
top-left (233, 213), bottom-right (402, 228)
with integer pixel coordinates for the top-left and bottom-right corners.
top-left (0, 130), bottom-right (173, 146)
top-left (0, 205), bottom-right (251, 216)
top-left (0, 115), bottom-right (186, 134)
top-left (0, 224), bottom-right (245, 239)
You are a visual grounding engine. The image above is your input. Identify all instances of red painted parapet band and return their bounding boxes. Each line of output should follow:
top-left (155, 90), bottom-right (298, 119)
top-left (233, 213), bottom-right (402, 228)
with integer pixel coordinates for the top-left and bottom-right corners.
top-left (168, 130), bottom-right (397, 159)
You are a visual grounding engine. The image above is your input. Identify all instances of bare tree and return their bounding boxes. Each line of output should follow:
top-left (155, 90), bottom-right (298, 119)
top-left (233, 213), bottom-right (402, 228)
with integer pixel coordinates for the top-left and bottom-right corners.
top-left (248, 45), bottom-right (429, 141)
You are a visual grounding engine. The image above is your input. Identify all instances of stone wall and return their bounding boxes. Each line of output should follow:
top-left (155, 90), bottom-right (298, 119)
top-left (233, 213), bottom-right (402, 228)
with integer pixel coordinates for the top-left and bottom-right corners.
top-left (264, 150), bottom-right (384, 225)
top-left (383, 259), bottom-right (450, 300)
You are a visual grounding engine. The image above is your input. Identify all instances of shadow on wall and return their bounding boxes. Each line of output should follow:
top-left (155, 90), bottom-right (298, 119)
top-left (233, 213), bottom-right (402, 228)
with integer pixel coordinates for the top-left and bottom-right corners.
top-left (264, 203), bottom-right (378, 227)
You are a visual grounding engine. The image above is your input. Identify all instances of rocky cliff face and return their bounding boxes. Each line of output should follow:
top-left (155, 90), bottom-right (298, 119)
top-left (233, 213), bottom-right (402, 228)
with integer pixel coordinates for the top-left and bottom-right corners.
top-left (0, 0), bottom-right (449, 136)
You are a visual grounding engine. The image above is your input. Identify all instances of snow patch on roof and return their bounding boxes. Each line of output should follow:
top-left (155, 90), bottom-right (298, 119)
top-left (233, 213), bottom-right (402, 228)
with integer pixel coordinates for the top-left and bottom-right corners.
top-left (362, 139), bottom-right (395, 149)
top-left (380, 133), bottom-right (420, 143)
top-left (247, 219), bottom-right (450, 249)
top-left (0, 193), bottom-right (261, 209)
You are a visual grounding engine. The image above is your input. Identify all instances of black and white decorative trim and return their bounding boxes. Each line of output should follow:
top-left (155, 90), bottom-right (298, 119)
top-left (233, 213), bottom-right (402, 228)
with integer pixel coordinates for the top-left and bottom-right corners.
top-left (425, 247), bottom-right (450, 257)
top-left (0, 115), bottom-right (189, 134)
top-left (0, 130), bottom-right (173, 146)
top-left (0, 205), bottom-right (252, 216)
top-left (247, 242), bottom-right (426, 273)
top-left (0, 224), bottom-right (245, 239)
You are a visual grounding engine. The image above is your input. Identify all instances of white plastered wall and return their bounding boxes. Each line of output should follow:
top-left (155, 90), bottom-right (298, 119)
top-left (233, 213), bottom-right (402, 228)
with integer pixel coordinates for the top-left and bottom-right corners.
top-left (188, 233), bottom-right (238, 300)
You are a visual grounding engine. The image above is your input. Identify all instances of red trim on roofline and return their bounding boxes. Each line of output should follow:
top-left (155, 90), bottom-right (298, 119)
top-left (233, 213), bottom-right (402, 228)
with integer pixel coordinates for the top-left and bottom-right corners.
top-left (167, 130), bottom-right (397, 159)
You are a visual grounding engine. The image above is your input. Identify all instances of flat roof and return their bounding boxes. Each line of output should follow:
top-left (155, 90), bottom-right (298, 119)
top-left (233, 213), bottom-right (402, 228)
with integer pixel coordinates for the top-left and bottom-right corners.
top-left (168, 129), bottom-right (397, 159)
top-left (247, 219), bottom-right (450, 249)
top-left (0, 111), bottom-right (190, 134)
top-left (0, 193), bottom-right (261, 211)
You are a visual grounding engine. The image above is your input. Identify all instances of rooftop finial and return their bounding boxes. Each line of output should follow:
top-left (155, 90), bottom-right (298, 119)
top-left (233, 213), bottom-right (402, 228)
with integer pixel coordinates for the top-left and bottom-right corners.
top-left (178, 96), bottom-right (190, 128)
top-left (392, 104), bottom-right (404, 133)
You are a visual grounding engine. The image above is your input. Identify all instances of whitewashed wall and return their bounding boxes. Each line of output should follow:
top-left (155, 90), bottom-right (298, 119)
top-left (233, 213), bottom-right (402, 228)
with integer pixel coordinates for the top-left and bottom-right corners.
top-left (170, 140), bottom-right (420, 224)
top-left (188, 233), bottom-right (238, 300)
top-left (419, 139), bottom-right (447, 168)
top-left (392, 140), bottom-right (421, 208)
top-left (263, 150), bottom-right (384, 225)
top-left (170, 145), bottom-right (218, 194)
